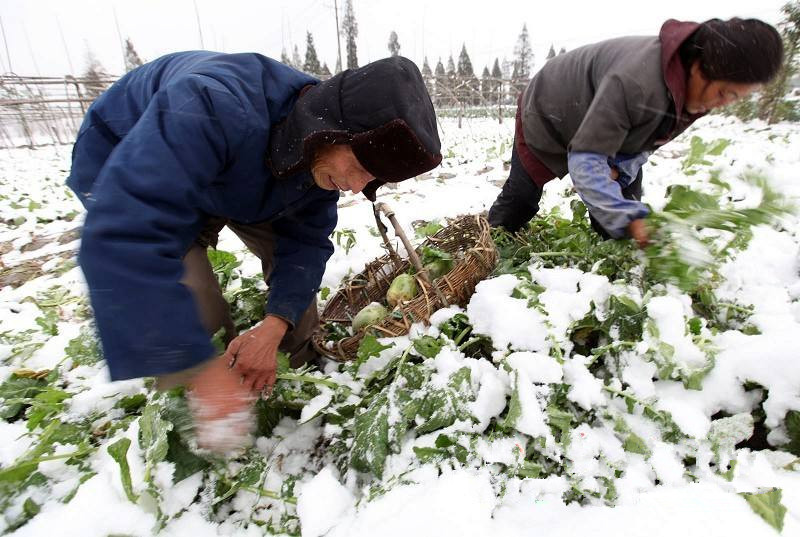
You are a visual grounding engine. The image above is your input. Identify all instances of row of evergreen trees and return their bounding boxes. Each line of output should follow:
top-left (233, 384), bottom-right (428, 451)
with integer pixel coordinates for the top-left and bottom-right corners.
top-left (279, 32), bottom-right (332, 76)
top-left (278, 0), bottom-right (800, 121)
top-left (418, 24), bottom-right (564, 107)
top-left (79, 0), bottom-right (545, 105)
top-left (77, 0), bottom-right (799, 122)
top-left (277, 19), bottom-right (561, 107)
top-left (278, 0), bottom-right (359, 75)
top-left (279, 19), bottom-right (554, 86)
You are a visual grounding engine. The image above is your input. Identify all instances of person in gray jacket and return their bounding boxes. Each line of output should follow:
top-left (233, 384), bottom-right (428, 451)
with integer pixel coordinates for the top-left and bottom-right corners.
top-left (488, 18), bottom-right (783, 246)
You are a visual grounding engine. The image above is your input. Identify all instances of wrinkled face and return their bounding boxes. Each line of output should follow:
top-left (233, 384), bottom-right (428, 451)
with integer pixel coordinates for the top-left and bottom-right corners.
top-left (311, 144), bottom-right (375, 194)
top-left (685, 61), bottom-right (762, 115)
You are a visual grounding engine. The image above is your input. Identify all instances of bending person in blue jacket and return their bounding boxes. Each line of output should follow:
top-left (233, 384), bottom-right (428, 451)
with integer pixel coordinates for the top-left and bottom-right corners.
top-left (68, 53), bottom-right (441, 450)
top-left (488, 18), bottom-right (783, 246)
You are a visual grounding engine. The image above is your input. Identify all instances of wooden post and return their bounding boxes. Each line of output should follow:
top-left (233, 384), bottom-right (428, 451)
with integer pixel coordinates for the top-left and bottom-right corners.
top-left (0, 121), bottom-right (13, 149)
top-left (0, 16), bottom-right (12, 73)
top-left (333, 0), bottom-right (343, 73)
top-left (113, 7), bottom-right (127, 72)
top-left (497, 79), bottom-right (502, 124)
top-left (64, 80), bottom-right (77, 131)
top-left (73, 81), bottom-right (86, 114)
top-left (193, 0), bottom-right (205, 49)
top-left (47, 104), bottom-right (63, 145)
top-left (56, 16), bottom-right (75, 75)
top-left (17, 105), bottom-right (33, 148)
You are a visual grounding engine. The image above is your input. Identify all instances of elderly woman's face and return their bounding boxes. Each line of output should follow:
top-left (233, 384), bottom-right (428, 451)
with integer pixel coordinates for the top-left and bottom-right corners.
top-left (685, 61), bottom-right (761, 115)
top-left (311, 144), bottom-right (375, 194)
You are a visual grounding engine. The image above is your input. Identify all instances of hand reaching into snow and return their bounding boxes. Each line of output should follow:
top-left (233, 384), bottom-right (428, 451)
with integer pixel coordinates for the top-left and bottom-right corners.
top-left (224, 315), bottom-right (289, 393)
top-left (187, 353), bottom-right (257, 453)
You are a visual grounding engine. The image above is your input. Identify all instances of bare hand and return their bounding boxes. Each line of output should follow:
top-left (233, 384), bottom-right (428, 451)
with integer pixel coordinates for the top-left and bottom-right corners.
top-left (223, 316), bottom-right (289, 392)
top-left (628, 218), bottom-right (650, 249)
top-left (187, 353), bottom-right (256, 453)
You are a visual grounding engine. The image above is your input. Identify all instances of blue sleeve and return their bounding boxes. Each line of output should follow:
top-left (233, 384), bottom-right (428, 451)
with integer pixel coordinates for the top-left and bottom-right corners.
top-left (265, 191), bottom-right (339, 326)
top-left (78, 75), bottom-right (250, 380)
top-left (568, 151), bottom-right (650, 239)
top-left (611, 152), bottom-right (651, 188)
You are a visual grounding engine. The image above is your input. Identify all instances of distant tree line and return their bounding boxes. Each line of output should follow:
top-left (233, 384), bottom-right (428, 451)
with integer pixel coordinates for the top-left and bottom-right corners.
top-left (77, 0), bottom-right (560, 112)
top-left (419, 24), bottom-right (567, 109)
top-left (278, 20), bottom-right (560, 110)
top-left (74, 0), bottom-right (800, 122)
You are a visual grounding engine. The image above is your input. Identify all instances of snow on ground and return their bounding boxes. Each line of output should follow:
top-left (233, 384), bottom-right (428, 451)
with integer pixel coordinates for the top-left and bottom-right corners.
top-left (1, 115), bottom-right (800, 535)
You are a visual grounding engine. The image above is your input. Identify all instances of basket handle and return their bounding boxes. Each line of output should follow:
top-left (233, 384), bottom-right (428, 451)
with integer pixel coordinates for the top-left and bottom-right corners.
top-left (372, 202), bottom-right (450, 307)
top-left (372, 203), bottom-right (403, 267)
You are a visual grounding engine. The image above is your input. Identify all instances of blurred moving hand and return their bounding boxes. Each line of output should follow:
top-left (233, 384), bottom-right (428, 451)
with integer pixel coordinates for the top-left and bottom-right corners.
top-left (188, 316), bottom-right (288, 452)
top-left (187, 353), bottom-right (256, 453)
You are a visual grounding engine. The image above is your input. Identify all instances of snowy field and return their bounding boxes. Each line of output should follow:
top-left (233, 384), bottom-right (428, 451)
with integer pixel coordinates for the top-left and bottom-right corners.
top-left (1, 115), bottom-right (800, 536)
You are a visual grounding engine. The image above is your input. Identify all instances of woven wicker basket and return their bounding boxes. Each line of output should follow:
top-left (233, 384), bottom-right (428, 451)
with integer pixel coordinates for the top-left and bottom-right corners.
top-left (312, 208), bottom-right (497, 361)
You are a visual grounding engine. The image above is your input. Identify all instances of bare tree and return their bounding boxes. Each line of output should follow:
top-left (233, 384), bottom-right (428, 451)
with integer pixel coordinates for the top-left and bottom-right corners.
top-left (82, 46), bottom-right (110, 99)
top-left (124, 37), bottom-right (144, 72)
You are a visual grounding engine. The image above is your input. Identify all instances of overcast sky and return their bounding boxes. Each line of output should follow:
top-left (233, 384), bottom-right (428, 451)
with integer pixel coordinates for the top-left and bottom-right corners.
top-left (0, 0), bottom-right (789, 77)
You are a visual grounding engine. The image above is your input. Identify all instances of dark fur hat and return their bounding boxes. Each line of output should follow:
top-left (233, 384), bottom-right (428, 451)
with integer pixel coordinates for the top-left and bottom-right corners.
top-left (268, 56), bottom-right (441, 201)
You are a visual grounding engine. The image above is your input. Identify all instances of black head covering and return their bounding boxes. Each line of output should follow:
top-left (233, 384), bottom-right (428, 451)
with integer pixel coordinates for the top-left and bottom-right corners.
top-left (268, 56), bottom-right (442, 201)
